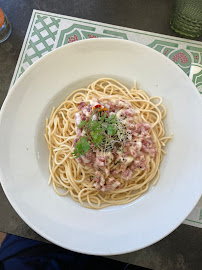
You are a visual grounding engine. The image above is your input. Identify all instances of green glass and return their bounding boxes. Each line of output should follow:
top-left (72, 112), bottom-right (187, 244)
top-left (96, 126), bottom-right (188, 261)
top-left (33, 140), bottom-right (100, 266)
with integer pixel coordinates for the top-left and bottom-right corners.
top-left (170, 0), bottom-right (202, 38)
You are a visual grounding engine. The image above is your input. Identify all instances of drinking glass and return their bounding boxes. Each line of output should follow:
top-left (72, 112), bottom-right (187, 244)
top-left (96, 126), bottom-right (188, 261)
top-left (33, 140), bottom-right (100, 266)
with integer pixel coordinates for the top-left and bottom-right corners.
top-left (0, 8), bottom-right (12, 43)
top-left (170, 0), bottom-right (202, 38)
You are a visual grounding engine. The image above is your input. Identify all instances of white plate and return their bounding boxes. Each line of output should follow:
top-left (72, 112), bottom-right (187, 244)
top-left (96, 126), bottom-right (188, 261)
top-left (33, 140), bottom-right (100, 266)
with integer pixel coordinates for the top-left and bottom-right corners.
top-left (0, 39), bottom-right (202, 255)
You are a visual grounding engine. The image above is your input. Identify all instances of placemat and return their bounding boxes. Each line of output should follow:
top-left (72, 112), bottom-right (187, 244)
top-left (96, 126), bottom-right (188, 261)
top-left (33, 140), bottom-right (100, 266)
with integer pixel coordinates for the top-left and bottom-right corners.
top-left (10, 9), bottom-right (202, 228)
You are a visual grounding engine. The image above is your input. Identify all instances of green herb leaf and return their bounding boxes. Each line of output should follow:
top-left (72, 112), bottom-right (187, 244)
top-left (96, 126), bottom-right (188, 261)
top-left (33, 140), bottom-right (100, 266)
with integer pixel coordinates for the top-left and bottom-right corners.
top-left (73, 136), bottom-right (90, 157)
top-left (107, 125), bottom-right (116, 135)
top-left (89, 121), bottom-right (100, 130)
top-left (100, 112), bottom-right (107, 123)
top-left (78, 121), bottom-right (87, 129)
top-left (107, 114), bottom-right (116, 124)
top-left (90, 130), bottom-right (103, 145)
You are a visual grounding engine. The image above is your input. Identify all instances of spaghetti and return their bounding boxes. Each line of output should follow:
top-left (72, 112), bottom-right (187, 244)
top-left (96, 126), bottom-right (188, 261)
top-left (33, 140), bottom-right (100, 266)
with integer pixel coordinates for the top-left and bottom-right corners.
top-left (45, 78), bottom-right (172, 209)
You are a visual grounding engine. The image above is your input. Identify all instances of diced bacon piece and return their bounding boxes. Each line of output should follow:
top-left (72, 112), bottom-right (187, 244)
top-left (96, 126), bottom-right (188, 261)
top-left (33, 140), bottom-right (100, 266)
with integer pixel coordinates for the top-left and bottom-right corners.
top-left (98, 156), bottom-right (105, 162)
top-left (86, 151), bottom-right (95, 160)
top-left (76, 128), bottom-right (82, 136)
top-left (81, 156), bottom-right (91, 164)
top-left (95, 160), bottom-right (105, 167)
top-left (100, 177), bottom-right (121, 192)
top-left (77, 157), bottom-right (82, 163)
top-left (107, 101), bottom-right (116, 112)
top-left (130, 123), bottom-right (151, 137)
top-left (125, 108), bottom-right (136, 117)
top-left (101, 182), bottom-right (120, 192)
top-left (95, 151), bottom-right (113, 164)
top-left (128, 123), bottom-right (136, 130)
top-left (116, 100), bottom-right (130, 109)
top-left (111, 181), bottom-right (121, 189)
top-left (94, 154), bottom-right (105, 167)
top-left (94, 182), bottom-right (100, 189)
top-left (87, 104), bottom-right (92, 112)
top-left (149, 148), bottom-right (157, 157)
top-left (81, 107), bottom-right (91, 117)
top-left (122, 148), bottom-right (131, 156)
top-left (110, 168), bottom-right (121, 175)
top-left (108, 177), bottom-right (116, 183)
top-left (141, 123), bottom-right (151, 131)
top-left (127, 117), bottom-right (134, 123)
top-left (113, 147), bottom-right (118, 158)
top-left (141, 145), bottom-right (149, 152)
top-left (80, 113), bottom-right (87, 121)
top-left (133, 156), bottom-right (147, 170)
top-left (130, 162), bottom-right (137, 171)
top-left (79, 151), bottom-right (95, 165)
top-left (129, 146), bottom-right (137, 156)
top-left (100, 175), bottom-right (105, 187)
top-left (78, 102), bottom-right (86, 110)
top-left (122, 168), bottom-right (133, 181)
top-left (142, 138), bottom-right (151, 146)
top-left (103, 152), bottom-right (114, 165)
top-left (94, 171), bottom-right (106, 189)
top-left (142, 145), bottom-right (156, 157)
top-left (141, 137), bottom-right (156, 157)
top-left (135, 122), bottom-right (142, 133)
top-left (94, 171), bottom-right (102, 182)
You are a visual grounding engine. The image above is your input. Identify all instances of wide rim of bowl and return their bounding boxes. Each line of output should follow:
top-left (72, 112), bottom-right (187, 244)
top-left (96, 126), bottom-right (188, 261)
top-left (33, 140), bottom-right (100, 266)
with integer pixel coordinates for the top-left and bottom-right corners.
top-left (0, 38), bottom-right (202, 255)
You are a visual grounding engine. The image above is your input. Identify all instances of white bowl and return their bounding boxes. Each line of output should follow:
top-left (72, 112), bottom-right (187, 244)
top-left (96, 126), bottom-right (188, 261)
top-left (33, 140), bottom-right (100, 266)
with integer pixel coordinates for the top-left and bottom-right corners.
top-left (0, 39), bottom-right (202, 255)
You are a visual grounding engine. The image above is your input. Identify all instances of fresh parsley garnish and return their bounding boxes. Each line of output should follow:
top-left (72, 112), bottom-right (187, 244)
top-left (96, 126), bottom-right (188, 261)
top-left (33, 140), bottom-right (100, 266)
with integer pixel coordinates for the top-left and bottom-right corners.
top-left (73, 107), bottom-right (126, 157)
top-left (73, 136), bottom-right (90, 157)
top-left (106, 125), bottom-right (116, 135)
top-left (78, 121), bottom-right (87, 129)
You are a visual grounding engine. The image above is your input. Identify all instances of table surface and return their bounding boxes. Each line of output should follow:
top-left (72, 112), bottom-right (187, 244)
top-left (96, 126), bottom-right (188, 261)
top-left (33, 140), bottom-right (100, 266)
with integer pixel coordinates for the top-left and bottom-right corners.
top-left (0, 0), bottom-right (202, 269)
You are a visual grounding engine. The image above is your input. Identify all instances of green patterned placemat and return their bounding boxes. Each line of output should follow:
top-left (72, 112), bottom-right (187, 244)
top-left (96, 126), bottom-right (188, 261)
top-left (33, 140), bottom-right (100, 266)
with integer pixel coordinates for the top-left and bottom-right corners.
top-left (10, 9), bottom-right (202, 228)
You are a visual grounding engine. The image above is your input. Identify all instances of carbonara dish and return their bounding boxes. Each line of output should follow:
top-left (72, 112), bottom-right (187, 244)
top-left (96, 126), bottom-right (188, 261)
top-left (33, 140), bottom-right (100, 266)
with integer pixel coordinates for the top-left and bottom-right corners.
top-left (45, 78), bottom-right (172, 209)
